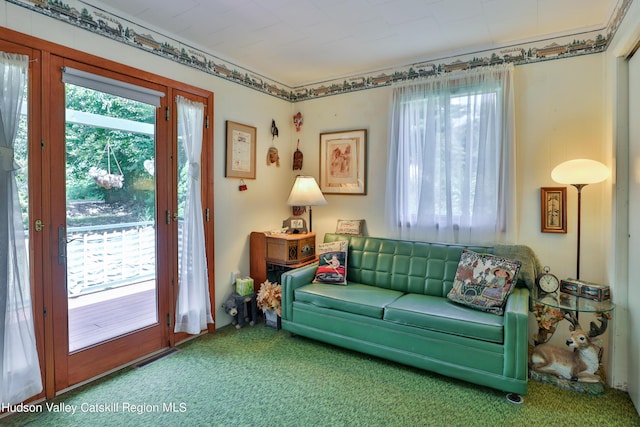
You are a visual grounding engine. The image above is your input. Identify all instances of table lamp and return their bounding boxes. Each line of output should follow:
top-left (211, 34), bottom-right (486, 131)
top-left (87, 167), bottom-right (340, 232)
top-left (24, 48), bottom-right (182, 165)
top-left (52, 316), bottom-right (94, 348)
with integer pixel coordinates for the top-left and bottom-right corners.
top-left (551, 159), bottom-right (610, 279)
top-left (286, 176), bottom-right (327, 232)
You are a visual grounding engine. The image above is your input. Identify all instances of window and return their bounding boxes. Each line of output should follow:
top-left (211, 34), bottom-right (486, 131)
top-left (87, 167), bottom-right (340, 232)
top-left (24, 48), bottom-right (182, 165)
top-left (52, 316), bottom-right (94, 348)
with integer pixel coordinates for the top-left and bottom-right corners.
top-left (385, 64), bottom-right (516, 245)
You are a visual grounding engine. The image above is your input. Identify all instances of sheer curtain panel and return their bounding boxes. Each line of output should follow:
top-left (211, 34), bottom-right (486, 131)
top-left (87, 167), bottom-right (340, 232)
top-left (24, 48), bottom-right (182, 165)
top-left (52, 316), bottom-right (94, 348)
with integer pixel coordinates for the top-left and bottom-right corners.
top-left (174, 96), bottom-right (213, 334)
top-left (0, 52), bottom-right (42, 405)
top-left (385, 64), bottom-right (516, 245)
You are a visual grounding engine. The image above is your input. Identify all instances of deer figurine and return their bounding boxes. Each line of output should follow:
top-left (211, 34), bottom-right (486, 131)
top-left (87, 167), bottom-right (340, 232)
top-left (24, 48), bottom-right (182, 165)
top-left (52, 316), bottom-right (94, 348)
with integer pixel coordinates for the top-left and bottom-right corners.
top-left (530, 312), bottom-right (607, 383)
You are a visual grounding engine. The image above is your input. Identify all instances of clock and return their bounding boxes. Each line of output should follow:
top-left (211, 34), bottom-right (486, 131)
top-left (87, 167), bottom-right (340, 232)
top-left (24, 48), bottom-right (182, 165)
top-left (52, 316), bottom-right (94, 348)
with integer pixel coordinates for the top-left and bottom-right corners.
top-left (536, 266), bottom-right (560, 294)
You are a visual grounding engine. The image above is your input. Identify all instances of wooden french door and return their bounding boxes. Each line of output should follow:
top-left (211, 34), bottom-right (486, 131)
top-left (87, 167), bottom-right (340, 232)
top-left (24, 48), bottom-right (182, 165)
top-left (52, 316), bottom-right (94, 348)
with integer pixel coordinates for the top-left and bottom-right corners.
top-left (48, 56), bottom-right (173, 389)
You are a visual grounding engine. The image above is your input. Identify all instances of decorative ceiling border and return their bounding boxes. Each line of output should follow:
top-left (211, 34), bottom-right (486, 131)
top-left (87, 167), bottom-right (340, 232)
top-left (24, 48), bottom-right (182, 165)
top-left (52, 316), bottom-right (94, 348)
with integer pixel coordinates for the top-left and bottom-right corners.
top-left (5, 0), bottom-right (633, 102)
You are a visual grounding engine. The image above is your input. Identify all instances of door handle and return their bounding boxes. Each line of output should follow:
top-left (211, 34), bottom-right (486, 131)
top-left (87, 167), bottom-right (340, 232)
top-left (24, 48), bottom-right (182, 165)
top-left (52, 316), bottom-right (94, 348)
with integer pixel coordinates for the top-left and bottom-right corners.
top-left (58, 226), bottom-right (66, 265)
top-left (58, 226), bottom-right (80, 264)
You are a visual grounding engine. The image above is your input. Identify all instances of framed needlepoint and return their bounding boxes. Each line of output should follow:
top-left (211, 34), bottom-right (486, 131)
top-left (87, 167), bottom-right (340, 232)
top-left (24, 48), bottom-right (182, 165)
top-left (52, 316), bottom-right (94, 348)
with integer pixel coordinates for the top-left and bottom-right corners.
top-left (225, 120), bottom-right (257, 179)
top-left (541, 187), bottom-right (567, 233)
top-left (319, 129), bottom-right (367, 195)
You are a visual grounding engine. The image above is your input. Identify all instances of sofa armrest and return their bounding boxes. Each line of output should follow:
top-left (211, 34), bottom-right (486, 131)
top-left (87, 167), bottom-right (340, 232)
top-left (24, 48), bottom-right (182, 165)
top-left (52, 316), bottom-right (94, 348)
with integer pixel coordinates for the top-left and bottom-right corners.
top-left (502, 287), bottom-right (530, 380)
top-left (281, 263), bottom-right (318, 320)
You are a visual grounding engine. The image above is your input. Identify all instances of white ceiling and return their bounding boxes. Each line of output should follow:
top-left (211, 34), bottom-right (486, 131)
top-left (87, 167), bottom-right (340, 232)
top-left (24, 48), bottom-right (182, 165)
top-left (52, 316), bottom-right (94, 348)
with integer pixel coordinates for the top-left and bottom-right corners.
top-left (86, 0), bottom-right (619, 87)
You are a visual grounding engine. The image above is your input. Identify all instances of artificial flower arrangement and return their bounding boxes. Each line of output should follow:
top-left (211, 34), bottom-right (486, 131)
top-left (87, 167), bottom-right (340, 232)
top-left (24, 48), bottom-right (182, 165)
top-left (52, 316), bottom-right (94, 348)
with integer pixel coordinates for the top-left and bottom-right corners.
top-left (256, 280), bottom-right (282, 317)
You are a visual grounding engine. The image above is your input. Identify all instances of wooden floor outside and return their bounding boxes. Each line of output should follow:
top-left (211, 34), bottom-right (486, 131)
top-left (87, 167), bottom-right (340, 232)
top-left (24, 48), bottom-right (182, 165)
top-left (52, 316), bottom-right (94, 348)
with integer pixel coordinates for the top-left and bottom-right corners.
top-left (68, 281), bottom-right (157, 352)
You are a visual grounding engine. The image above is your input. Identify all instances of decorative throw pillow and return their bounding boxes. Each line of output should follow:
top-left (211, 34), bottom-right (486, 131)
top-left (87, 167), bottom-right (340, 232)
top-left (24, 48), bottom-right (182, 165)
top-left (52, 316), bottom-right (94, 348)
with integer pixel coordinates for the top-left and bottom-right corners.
top-left (447, 250), bottom-right (521, 315)
top-left (313, 240), bottom-right (348, 285)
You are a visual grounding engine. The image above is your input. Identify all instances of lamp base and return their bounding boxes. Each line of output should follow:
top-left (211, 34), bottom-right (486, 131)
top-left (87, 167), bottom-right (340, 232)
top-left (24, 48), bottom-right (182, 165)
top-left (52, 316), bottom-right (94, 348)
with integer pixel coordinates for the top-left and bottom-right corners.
top-left (572, 184), bottom-right (587, 280)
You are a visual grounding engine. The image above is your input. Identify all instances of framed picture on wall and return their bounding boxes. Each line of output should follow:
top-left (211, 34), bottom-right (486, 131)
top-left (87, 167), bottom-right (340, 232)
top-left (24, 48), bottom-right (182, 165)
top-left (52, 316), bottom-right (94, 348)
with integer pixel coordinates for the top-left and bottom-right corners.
top-left (540, 187), bottom-right (567, 233)
top-left (319, 129), bottom-right (367, 195)
top-left (225, 120), bottom-right (256, 179)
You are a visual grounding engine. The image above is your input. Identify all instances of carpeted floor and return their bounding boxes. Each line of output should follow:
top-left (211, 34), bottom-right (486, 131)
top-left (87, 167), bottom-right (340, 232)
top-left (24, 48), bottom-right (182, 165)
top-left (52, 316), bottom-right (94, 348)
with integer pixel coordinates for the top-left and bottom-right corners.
top-left (3, 324), bottom-right (639, 426)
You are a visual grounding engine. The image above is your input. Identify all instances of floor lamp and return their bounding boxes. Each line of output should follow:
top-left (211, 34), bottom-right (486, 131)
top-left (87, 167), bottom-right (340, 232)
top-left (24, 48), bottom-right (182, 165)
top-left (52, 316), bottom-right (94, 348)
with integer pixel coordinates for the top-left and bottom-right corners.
top-left (551, 159), bottom-right (610, 280)
top-left (286, 176), bottom-right (327, 232)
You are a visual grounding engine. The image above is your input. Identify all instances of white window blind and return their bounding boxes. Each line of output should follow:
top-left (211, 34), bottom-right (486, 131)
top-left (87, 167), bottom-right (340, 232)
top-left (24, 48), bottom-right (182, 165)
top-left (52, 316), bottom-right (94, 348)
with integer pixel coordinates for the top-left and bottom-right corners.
top-left (62, 67), bottom-right (165, 107)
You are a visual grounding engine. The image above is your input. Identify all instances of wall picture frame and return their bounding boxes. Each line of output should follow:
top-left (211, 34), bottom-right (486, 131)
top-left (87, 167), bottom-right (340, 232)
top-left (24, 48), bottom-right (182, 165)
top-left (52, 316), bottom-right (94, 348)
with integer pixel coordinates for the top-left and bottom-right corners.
top-left (225, 120), bottom-right (257, 179)
top-left (541, 187), bottom-right (567, 233)
top-left (319, 129), bottom-right (367, 195)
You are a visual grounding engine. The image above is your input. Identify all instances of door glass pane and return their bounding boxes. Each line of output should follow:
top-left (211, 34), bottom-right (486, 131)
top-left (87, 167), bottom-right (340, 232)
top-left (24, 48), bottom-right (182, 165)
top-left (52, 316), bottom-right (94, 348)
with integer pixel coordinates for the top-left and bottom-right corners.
top-left (65, 83), bottom-right (158, 352)
top-left (15, 81), bottom-right (29, 246)
top-left (177, 131), bottom-right (187, 268)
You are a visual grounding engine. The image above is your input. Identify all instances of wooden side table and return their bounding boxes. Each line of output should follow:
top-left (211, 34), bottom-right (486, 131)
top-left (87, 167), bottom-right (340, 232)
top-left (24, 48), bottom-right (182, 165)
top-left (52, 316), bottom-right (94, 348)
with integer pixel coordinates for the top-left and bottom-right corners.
top-left (250, 232), bottom-right (317, 288)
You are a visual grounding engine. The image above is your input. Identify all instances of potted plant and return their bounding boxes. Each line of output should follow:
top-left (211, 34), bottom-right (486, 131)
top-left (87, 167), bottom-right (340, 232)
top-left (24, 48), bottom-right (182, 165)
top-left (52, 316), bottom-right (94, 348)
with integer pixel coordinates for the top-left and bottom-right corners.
top-left (256, 280), bottom-right (282, 329)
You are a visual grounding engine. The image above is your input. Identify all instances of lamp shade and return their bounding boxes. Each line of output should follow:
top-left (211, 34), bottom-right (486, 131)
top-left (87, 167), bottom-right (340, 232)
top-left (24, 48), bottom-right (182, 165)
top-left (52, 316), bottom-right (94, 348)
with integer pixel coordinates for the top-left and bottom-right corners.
top-left (287, 176), bottom-right (328, 207)
top-left (551, 159), bottom-right (610, 185)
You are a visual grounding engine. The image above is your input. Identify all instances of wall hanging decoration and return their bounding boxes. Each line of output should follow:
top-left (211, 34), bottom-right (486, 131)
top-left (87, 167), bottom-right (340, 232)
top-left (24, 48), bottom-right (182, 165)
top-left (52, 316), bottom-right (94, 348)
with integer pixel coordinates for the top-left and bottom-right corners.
top-left (293, 139), bottom-right (303, 170)
top-left (267, 147), bottom-right (280, 167)
top-left (225, 120), bottom-right (256, 179)
top-left (540, 187), bottom-right (567, 234)
top-left (89, 140), bottom-right (124, 189)
top-left (239, 179), bottom-right (248, 191)
top-left (319, 129), bottom-right (367, 195)
top-left (271, 119), bottom-right (279, 140)
top-left (293, 112), bottom-right (303, 132)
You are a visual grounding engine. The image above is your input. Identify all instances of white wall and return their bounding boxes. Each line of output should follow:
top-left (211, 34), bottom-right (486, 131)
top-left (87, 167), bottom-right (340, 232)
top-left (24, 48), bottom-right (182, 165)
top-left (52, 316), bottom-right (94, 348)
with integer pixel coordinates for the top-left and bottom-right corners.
top-left (514, 55), bottom-right (609, 284)
top-left (292, 89), bottom-right (392, 238)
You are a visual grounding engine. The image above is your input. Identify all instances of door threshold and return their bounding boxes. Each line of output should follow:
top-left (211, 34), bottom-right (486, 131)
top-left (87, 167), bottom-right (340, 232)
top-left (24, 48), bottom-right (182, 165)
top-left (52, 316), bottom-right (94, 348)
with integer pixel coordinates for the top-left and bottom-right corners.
top-left (134, 348), bottom-right (179, 368)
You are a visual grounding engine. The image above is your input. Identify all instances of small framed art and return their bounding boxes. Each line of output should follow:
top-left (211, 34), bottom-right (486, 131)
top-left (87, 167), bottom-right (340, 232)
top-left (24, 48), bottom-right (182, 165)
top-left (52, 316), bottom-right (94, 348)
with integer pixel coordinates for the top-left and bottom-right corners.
top-left (319, 129), bottom-right (367, 195)
top-left (540, 187), bottom-right (567, 233)
top-left (335, 219), bottom-right (364, 235)
top-left (225, 120), bottom-right (256, 179)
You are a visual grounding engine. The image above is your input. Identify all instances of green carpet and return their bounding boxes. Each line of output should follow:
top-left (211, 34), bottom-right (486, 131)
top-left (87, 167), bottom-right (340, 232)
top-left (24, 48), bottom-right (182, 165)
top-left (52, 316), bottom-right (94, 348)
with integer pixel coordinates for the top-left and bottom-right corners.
top-left (3, 324), bottom-right (639, 427)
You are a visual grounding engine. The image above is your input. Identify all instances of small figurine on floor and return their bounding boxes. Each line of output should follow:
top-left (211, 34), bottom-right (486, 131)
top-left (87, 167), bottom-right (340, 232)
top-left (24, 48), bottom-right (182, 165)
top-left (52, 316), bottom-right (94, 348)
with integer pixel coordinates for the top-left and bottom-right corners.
top-left (222, 293), bottom-right (256, 329)
top-left (222, 294), bottom-right (241, 329)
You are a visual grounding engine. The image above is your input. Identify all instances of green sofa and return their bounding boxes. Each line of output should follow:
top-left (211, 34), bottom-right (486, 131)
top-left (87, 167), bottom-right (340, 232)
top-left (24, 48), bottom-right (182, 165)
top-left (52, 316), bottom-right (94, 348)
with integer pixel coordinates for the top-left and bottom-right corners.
top-left (281, 234), bottom-right (532, 397)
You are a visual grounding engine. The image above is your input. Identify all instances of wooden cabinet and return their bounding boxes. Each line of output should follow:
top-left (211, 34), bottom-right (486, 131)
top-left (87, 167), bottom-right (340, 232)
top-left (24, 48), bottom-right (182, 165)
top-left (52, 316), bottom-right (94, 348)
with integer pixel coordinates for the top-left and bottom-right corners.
top-left (250, 232), bottom-right (317, 289)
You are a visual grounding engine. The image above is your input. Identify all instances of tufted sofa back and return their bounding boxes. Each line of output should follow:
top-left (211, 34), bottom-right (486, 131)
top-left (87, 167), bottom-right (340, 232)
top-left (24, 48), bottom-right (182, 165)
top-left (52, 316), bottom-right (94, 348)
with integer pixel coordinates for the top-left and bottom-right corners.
top-left (323, 233), bottom-right (493, 297)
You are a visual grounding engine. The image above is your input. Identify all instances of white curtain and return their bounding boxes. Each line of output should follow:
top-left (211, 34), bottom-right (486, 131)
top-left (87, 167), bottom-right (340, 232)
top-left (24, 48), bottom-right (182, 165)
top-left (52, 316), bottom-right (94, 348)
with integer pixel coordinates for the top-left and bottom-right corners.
top-left (174, 95), bottom-right (213, 334)
top-left (385, 64), bottom-right (516, 245)
top-left (0, 53), bottom-right (42, 405)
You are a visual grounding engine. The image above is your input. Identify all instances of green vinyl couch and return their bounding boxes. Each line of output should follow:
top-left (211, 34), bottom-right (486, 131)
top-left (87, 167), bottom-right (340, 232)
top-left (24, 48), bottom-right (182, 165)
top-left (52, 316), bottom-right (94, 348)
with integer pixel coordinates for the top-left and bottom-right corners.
top-left (281, 234), bottom-right (537, 398)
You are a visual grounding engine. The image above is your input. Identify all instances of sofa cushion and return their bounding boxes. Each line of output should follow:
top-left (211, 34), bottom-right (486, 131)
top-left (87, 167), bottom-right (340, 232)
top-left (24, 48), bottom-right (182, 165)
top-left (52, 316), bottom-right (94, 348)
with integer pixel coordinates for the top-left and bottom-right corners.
top-left (295, 283), bottom-right (403, 319)
top-left (383, 293), bottom-right (504, 343)
top-left (314, 240), bottom-right (348, 285)
top-left (447, 250), bottom-right (521, 315)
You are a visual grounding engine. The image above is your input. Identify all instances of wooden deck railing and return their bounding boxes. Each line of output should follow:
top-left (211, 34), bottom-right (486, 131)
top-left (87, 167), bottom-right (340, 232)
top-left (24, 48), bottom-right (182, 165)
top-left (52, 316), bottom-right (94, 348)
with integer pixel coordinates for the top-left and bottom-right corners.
top-left (66, 221), bottom-right (156, 296)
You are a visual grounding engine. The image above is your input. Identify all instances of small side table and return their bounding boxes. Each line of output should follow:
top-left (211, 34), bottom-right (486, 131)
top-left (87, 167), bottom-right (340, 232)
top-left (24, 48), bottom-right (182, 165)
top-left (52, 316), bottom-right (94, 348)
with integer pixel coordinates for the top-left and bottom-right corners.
top-left (250, 231), bottom-right (318, 287)
top-left (530, 289), bottom-right (615, 394)
top-left (234, 293), bottom-right (257, 328)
